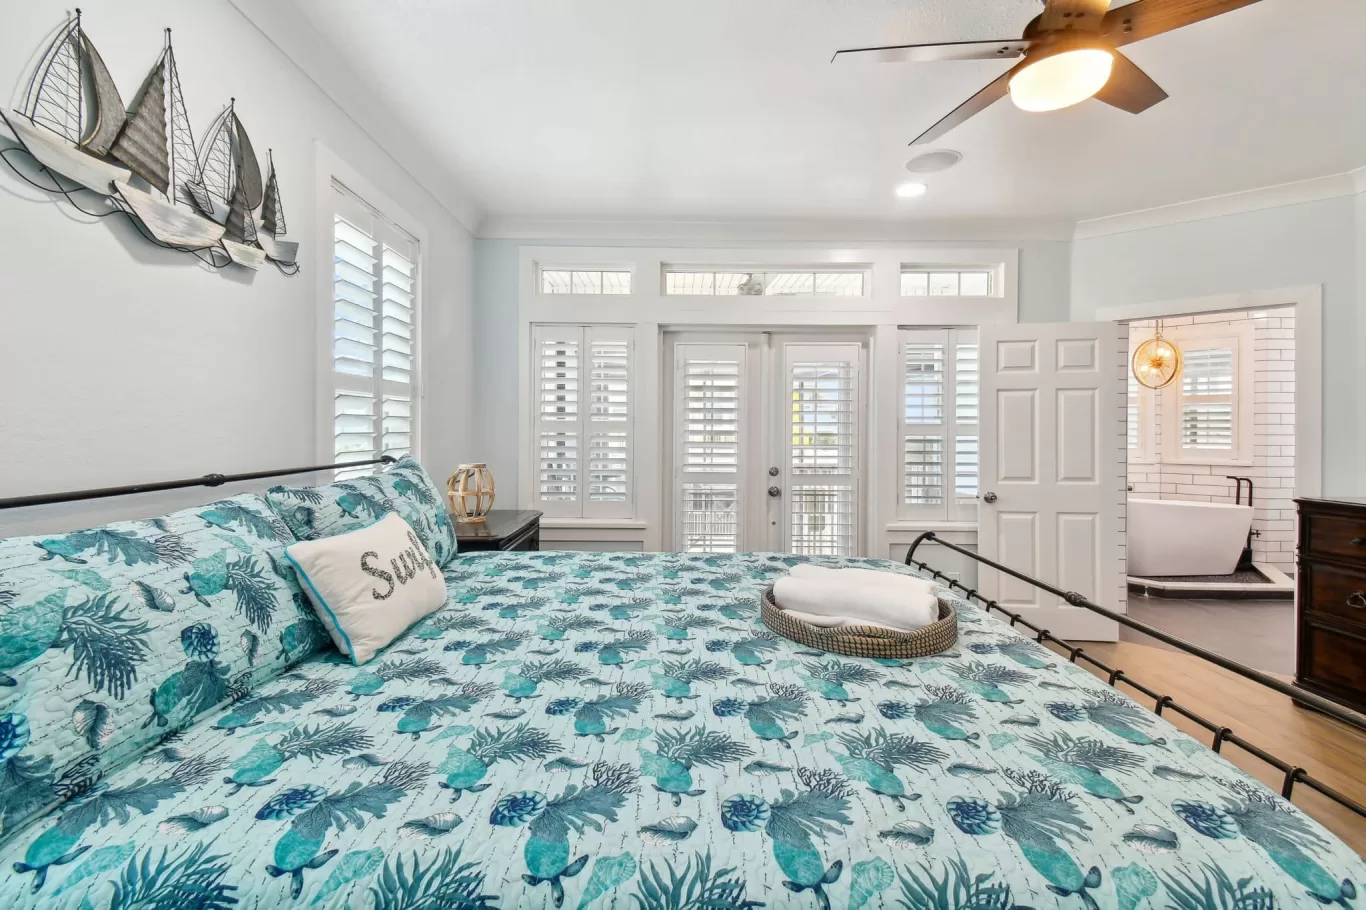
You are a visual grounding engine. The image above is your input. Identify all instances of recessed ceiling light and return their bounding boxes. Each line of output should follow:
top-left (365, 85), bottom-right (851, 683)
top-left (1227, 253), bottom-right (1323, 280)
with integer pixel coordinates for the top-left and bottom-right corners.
top-left (895, 182), bottom-right (928, 199)
top-left (905, 150), bottom-right (962, 174)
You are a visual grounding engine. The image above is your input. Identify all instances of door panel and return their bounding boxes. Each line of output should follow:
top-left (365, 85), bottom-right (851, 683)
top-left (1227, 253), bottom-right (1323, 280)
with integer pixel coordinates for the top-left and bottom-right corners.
top-left (980, 322), bottom-right (1121, 640)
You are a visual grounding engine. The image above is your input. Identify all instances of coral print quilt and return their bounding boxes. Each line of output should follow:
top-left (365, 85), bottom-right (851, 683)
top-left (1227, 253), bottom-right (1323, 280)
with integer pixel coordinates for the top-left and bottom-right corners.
top-left (0, 552), bottom-right (1360, 909)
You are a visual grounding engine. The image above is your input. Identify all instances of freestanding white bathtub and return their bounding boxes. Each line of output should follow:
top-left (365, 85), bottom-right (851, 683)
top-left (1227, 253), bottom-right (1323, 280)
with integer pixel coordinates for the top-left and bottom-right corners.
top-left (1127, 497), bottom-right (1254, 577)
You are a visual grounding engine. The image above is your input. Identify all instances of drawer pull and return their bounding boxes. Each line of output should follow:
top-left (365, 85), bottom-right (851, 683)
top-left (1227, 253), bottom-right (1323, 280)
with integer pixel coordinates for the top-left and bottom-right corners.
top-left (1349, 592), bottom-right (1366, 609)
top-left (1352, 537), bottom-right (1365, 546)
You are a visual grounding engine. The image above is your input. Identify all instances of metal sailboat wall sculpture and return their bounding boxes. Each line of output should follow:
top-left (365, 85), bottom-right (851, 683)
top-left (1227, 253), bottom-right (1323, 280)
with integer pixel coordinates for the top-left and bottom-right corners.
top-left (2, 14), bottom-right (298, 274)
top-left (255, 149), bottom-right (299, 264)
top-left (188, 98), bottom-right (265, 269)
top-left (0, 9), bottom-right (132, 194)
top-left (110, 29), bottom-right (225, 249)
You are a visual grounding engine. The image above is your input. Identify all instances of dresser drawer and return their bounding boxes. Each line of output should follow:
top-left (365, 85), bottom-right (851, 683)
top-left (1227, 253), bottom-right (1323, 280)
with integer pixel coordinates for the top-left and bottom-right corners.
top-left (1301, 511), bottom-right (1366, 562)
top-left (1302, 561), bottom-right (1366, 626)
top-left (1297, 621), bottom-right (1366, 701)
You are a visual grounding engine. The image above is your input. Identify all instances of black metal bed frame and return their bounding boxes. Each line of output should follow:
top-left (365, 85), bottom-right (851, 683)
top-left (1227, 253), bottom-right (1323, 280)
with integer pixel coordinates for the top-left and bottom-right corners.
top-left (905, 531), bottom-right (1366, 821)
top-left (0, 456), bottom-right (395, 511)
top-left (0, 470), bottom-right (1360, 822)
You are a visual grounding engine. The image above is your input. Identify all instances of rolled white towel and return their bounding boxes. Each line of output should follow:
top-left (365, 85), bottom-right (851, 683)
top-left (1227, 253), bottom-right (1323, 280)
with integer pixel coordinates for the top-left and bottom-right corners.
top-left (773, 574), bottom-right (938, 632)
top-left (789, 563), bottom-right (936, 596)
top-left (782, 608), bottom-right (932, 634)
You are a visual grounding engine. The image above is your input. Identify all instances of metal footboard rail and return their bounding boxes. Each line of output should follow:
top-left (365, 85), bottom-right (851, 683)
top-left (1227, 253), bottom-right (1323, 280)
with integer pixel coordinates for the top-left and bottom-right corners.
top-left (905, 530), bottom-right (1366, 818)
top-left (0, 456), bottom-right (397, 510)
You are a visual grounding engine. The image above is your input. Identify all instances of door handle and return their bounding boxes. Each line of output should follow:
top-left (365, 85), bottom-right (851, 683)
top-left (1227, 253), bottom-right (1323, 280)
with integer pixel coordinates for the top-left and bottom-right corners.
top-left (982, 492), bottom-right (998, 504)
top-left (1348, 591), bottom-right (1366, 610)
top-left (768, 486), bottom-right (782, 498)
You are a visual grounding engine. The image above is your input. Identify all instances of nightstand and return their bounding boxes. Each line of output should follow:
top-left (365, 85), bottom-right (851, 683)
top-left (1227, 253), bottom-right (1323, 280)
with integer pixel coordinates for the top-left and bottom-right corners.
top-left (454, 509), bottom-right (542, 552)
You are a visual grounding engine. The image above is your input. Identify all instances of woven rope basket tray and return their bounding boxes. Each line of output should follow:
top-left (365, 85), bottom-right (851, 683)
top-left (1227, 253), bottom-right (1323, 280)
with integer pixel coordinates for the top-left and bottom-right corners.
top-left (760, 584), bottom-right (958, 659)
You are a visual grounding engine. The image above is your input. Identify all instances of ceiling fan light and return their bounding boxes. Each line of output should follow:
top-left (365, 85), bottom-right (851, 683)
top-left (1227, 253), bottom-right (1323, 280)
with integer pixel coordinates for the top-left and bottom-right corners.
top-left (1009, 48), bottom-right (1114, 113)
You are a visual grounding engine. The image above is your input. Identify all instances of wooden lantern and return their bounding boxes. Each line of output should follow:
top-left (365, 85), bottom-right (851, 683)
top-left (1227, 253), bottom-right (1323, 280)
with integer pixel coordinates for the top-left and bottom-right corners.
top-left (448, 463), bottom-right (495, 523)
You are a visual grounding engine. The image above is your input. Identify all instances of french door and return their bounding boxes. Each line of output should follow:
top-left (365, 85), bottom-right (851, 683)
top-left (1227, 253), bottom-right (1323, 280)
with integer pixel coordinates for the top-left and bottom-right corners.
top-left (667, 332), bottom-right (866, 555)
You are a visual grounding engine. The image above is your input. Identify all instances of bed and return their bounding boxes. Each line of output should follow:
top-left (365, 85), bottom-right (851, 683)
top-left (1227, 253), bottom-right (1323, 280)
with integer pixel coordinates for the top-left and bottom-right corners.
top-left (0, 548), bottom-right (1360, 909)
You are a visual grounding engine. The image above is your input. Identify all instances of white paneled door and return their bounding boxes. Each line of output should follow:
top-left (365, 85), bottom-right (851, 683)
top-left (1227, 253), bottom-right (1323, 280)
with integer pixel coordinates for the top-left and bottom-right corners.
top-left (668, 333), bottom-right (866, 556)
top-left (979, 323), bottom-right (1122, 640)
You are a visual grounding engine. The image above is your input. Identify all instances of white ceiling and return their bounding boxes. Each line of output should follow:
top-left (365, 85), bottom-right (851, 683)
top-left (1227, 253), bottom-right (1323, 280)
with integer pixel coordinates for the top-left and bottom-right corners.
top-left (288, 0), bottom-right (1366, 227)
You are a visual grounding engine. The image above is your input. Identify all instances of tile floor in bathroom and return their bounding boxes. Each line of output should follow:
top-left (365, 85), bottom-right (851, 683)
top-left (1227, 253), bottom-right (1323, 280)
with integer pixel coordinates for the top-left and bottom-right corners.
top-left (1122, 596), bottom-right (1297, 675)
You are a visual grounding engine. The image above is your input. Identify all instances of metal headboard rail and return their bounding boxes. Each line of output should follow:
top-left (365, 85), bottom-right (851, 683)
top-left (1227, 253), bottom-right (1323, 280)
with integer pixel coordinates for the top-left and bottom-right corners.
top-left (905, 530), bottom-right (1366, 819)
top-left (0, 456), bottom-right (397, 510)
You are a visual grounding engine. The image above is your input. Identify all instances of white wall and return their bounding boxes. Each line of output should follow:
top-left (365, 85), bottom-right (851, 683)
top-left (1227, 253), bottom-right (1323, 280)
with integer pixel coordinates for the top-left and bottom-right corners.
top-left (473, 236), bottom-right (1073, 512)
top-left (0, 0), bottom-right (475, 535)
top-left (1072, 195), bottom-right (1362, 497)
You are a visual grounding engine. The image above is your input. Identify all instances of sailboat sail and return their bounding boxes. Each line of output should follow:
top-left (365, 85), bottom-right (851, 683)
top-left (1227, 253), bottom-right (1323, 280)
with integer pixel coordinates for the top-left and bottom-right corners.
top-left (111, 58), bottom-right (169, 193)
top-left (234, 116), bottom-right (263, 211)
top-left (190, 105), bottom-right (236, 218)
top-left (4, 12), bottom-right (131, 195)
top-left (260, 154), bottom-right (286, 237)
top-left (164, 43), bottom-right (198, 205)
top-left (24, 18), bottom-right (83, 144)
top-left (77, 34), bottom-right (125, 155)
top-left (224, 182), bottom-right (258, 246)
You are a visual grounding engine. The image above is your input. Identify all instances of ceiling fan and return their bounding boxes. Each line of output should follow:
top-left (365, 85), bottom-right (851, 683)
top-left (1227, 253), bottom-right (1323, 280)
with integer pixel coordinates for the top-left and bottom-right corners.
top-left (833, 0), bottom-right (1264, 146)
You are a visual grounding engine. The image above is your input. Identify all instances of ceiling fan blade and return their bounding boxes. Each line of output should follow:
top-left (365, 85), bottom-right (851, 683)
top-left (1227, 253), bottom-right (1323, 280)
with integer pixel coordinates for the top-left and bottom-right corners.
top-left (1101, 0), bottom-right (1264, 46)
top-left (832, 38), bottom-right (1030, 64)
top-left (1094, 51), bottom-right (1168, 113)
top-left (909, 65), bottom-right (1021, 147)
top-left (1037, 0), bottom-right (1112, 32)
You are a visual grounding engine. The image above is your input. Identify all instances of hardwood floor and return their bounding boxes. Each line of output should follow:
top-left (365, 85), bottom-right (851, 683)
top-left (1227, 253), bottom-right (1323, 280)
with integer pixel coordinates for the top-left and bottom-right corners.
top-left (1060, 638), bottom-right (1366, 855)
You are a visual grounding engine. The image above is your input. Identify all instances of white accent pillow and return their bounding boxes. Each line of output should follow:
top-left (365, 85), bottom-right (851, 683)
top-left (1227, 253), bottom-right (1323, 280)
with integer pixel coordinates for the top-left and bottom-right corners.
top-left (285, 512), bottom-right (447, 664)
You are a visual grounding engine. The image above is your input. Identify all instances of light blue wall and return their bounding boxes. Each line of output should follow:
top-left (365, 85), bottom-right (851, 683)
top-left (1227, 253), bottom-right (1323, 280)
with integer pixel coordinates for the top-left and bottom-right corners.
top-left (1070, 195), bottom-right (1363, 496)
top-left (472, 237), bottom-right (1074, 507)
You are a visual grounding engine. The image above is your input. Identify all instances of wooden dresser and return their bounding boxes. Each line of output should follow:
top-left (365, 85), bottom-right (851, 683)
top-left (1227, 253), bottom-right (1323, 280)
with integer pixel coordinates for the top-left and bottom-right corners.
top-left (1295, 497), bottom-right (1366, 714)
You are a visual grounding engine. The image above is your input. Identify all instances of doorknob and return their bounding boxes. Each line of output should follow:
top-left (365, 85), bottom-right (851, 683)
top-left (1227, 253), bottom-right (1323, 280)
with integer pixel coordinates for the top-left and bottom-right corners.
top-left (768, 466), bottom-right (780, 477)
top-left (768, 486), bottom-right (782, 498)
top-left (982, 492), bottom-right (998, 504)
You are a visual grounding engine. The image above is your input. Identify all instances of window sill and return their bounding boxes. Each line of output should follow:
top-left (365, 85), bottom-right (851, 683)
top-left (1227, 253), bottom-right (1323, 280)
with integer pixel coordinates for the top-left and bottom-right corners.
top-left (539, 518), bottom-right (647, 531)
top-left (885, 520), bottom-right (979, 533)
top-left (1163, 457), bottom-right (1255, 468)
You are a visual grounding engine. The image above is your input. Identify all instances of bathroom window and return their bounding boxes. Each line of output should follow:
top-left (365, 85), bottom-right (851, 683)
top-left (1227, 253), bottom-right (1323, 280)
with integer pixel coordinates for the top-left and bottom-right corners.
top-left (1159, 322), bottom-right (1255, 465)
top-left (1127, 373), bottom-right (1155, 463)
top-left (899, 328), bottom-right (978, 521)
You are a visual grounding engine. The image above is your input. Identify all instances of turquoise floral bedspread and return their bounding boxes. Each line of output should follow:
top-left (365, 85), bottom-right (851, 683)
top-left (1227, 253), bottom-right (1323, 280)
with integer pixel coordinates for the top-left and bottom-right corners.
top-left (1, 551), bottom-right (1360, 909)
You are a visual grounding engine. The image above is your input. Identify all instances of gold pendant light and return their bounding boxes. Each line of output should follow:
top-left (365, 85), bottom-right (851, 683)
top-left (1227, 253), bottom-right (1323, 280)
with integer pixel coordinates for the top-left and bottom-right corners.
top-left (1131, 320), bottom-right (1182, 389)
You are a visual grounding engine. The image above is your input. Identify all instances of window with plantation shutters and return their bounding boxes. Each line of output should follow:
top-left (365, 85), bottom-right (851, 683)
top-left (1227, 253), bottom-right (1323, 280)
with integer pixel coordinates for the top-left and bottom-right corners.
top-left (329, 180), bottom-right (420, 478)
top-left (1158, 323), bottom-right (1252, 464)
top-left (532, 325), bottom-right (634, 518)
top-left (785, 343), bottom-right (861, 557)
top-left (673, 344), bottom-right (747, 553)
top-left (899, 328), bottom-right (978, 521)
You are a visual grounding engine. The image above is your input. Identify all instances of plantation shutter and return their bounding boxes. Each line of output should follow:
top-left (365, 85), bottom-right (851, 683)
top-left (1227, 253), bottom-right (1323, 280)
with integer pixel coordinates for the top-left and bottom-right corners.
top-left (899, 328), bottom-right (977, 521)
top-left (674, 344), bottom-right (747, 553)
top-left (1180, 346), bottom-right (1236, 451)
top-left (532, 325), bottom-right (633, 518)
top-left (785, 343), bottom-right (860, 556)
top-left (330, 180), bottom-right (419, 478)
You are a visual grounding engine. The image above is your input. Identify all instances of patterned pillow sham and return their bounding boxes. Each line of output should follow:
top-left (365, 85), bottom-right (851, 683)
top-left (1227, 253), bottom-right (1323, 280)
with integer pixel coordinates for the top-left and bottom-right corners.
top-left (264, 456), bottom-right (457, 567)
top-left (0, 493), bottom-right (328, 846)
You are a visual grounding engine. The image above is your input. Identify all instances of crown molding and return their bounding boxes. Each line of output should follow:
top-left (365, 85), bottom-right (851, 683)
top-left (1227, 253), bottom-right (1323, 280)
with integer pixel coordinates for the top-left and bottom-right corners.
top-left (1074, 168), bottom-right (1366, 241)
top-left (228, 0), bottom-right (483, 234)
top-left (476, 214), bottom-right (1077, 244)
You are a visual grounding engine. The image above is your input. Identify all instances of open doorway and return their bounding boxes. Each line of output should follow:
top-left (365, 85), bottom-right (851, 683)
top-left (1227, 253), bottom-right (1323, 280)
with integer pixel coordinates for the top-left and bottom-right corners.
top-left (1121, 305), bottom-right (1297, 673)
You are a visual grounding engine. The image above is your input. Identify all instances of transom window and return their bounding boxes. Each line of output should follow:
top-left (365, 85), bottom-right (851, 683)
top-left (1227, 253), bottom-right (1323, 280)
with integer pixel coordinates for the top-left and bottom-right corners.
top-left (901, 268), bottom-right (993, 297)
top-left (664, 270), bottom-right (865, 297)
top-left (541, 269), bottom-right (632, 295)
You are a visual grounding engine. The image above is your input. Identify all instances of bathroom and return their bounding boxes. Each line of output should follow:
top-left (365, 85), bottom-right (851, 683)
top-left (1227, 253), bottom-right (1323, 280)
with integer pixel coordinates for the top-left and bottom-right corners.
top-left (1123, 305), bottom-right (1297, 673)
